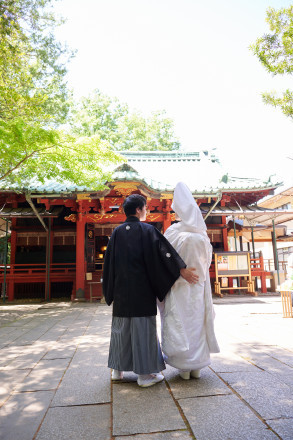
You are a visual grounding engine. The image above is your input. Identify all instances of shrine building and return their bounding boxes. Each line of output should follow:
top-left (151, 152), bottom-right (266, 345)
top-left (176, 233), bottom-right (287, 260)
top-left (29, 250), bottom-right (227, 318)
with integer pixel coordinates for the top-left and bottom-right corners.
top-left (0, 150), bottom-right (289, 301)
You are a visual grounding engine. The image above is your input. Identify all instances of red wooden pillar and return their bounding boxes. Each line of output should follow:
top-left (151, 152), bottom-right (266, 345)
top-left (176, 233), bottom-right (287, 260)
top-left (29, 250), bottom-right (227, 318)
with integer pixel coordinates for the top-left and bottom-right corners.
top-left (259, 253), bottom-right (267, 293)
top-left (163, 199), bottom-right (172, 233)
top-left (99, 197), bottom-right (105, 215)
top-left (50, 219), bottom-right (54, 276)
top-left (8, 218), bottom-right (17, 301)
top-left (222, 225), bottom-right (229, 251)
top-left (220, 202), bottom-right (228, 251)
top-left (45, 218), bottom-right (54, 300)
top-left (222, 215), bottom-right (233, 292)
top-left (75, 210), bottom-right (86, 299)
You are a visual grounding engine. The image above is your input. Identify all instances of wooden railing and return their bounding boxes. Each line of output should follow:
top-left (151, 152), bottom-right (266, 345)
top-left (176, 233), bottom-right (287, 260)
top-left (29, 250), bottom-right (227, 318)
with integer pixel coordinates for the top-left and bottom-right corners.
top-left (0, 257), bottom-right (285, 297)
top-left (0, 263), bottom-right (76, 280)
top-left (1, 258), bottom-right (281, 281)
top-left (263, 259), bottom-right (288, 273)
top-left (250, 257), bottom-right (263, 272)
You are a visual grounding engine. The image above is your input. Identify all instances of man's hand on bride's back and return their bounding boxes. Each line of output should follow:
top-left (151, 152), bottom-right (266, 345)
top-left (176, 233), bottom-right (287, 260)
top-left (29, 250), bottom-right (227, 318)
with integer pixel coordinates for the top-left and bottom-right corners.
top-left (180, 267), bottom-right (199, 284)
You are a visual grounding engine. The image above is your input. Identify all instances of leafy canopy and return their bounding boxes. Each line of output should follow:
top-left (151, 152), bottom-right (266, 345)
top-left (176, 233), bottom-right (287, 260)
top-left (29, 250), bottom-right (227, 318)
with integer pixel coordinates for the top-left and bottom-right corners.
top-left (0, 0), bottom-right (122, 189)
top-left (0, 122), bottom-right (122, 189)
top-left (251, 6), bottom-right (293, 119)
top-left (70, 89), bottom-right (181, 151)
top-left (0, 0), bottom-right (71, 124)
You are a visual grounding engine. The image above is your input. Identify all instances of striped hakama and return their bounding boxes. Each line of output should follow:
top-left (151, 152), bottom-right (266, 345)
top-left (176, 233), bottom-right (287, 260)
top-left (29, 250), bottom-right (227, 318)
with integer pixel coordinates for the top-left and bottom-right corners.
top-left (108, 316), bottom-right (165, 375)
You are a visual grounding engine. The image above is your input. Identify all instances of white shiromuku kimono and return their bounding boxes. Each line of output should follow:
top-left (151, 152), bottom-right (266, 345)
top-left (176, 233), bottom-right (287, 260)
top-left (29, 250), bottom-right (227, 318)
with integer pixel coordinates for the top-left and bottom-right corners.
top-left (160, 182), bottom-right (220, 371)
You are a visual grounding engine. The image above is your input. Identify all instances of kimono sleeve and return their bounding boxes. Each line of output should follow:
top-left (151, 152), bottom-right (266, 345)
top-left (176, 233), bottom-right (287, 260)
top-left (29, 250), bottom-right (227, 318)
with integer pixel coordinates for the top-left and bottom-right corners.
top-left (102, 231), bottom-right (116, 306)
top-left (141, 225), bottom-right (186, 302)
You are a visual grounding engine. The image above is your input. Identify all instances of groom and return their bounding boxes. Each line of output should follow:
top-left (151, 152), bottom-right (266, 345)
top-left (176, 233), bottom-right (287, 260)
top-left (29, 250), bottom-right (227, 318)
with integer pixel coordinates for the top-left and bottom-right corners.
top-left (103, 193), bottom-right (198, 387)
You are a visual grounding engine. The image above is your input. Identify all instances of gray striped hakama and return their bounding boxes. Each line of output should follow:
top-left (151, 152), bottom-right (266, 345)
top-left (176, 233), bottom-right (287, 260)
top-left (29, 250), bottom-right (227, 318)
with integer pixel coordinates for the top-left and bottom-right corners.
top-left (108, 316), bottom-right (165, 375)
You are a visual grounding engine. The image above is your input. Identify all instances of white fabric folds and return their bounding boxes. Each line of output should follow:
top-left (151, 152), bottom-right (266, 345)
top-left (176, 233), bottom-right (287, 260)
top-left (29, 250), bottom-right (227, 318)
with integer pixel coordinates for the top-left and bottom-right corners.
top-left (171, 181), bottom-right (207, 232)
top-left (160, 182), bottom-right (220, 370)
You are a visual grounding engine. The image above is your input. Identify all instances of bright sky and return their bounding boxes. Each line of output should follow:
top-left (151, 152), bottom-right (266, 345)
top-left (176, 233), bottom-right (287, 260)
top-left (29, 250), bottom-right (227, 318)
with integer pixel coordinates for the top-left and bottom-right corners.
top-left (54, 0), bottom-right (293, 187)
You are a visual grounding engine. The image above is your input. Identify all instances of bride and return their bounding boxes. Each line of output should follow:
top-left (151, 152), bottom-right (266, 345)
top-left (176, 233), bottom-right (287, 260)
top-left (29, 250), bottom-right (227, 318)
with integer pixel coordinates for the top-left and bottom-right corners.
top-left (159, 182), bottom-right (220, 379)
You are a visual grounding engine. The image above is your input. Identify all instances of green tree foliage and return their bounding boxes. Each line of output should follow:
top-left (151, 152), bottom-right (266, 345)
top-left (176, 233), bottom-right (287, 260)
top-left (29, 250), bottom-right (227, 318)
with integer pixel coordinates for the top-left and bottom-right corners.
top-left (0, 125), bottom-right (121, 189)
top-left (70, 90), bottom-right (128, 146)
top-left (0, 1), bottom-right (122, 189)
top-left (251, 6), bottom-right (293, 119)
top-left (0, 0), bottom-right (71, 124)
top-left (71, 89), bottom-right (180, 151)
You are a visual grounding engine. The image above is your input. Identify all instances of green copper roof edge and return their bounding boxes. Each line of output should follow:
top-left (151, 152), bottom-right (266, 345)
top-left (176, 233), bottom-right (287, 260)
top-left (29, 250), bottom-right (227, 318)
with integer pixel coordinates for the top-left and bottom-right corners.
top-left (0, 181), bottom-right (282, 195)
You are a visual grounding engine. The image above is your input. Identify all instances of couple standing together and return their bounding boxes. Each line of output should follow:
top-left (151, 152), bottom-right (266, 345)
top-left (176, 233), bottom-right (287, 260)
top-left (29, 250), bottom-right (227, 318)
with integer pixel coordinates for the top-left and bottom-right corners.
top-left (103, 182), bottom-right (220, 388)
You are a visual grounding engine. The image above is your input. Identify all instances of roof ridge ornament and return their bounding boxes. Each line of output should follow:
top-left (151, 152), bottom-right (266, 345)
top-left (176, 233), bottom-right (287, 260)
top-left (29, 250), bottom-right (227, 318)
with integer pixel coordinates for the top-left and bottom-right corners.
top-left (114, 163), bottom-right (138, 173)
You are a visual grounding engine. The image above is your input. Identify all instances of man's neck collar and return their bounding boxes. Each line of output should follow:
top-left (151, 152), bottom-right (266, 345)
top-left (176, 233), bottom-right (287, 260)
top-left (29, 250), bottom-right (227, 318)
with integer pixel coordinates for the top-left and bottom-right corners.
top-left (125, 216), bottom-right (140, 222)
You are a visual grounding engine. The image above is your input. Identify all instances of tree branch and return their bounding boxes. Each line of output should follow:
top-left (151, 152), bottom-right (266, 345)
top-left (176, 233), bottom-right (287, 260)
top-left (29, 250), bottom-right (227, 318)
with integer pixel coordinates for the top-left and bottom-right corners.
top-left (0, 141), bottom-right (92, 181)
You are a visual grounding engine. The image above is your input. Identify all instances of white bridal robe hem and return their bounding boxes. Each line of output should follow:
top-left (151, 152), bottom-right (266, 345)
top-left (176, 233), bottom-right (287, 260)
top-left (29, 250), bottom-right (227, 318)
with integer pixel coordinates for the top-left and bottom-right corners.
top-left (160, 225), bottom-right (220, 371)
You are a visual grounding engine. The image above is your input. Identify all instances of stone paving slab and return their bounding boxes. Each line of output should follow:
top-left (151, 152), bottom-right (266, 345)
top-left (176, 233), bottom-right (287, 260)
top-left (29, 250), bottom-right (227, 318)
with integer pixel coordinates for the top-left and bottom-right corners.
top-left (209, 350), bottom-right (259, 373)
top-left (36, 404), bottom-right (111, 440)
top-left (179, 394), bottom-right (278, 440)
top-left (258, 346), bottom-right (293, 368)
top-left (5, 318), bottom-right (46, 329)
top-left (0, 369), bottom-right (30, 405)
top-left (219, 371), bottom-right (293, 419)
top-left (51, 365), bottom-right (110, 406)
top-left (1, 345), bottom-right (49, 370)
top-left (56, 315), bottom-right (86, 327)
top-left (40, 310), bottom-right (111, 406)
top-left (0, 391), bottom-right (54, 440)
top-left (268, 418), bottom-right (293, 440)
top-left (0, 328), bottom-right (34, 349)
top-left (36, 327), bottom-right (68, 344)
top-left (112, 381), bottom-right (186, 436)
top-left (85, 315), bottom-right (112, 334)
top-left (273, 371), bottom-right (293, 389)
top-left (0, 326), bottom-right (19, 336)
top-left (115, 432), bottom-right (193, 439)
top-left (233, 349), bottom-right (293, 389)
top-left (11, 327), bottom-right (55, 346)
top-left (72, 340), bottom-right (109, 364)
top-left (240, 350), bottom-right (293, 374)
top-left (164, 365), bottom-right (231, 399)
top-left (0, 316), bottom-right (36, 328)
top-left (0, 345), bottom-right (28, 367)
top-left (15, 358), bottom-right (70, 392)
top-left (236, 346), bottom-right (293, 371)
top-left (43, 342), bottom-right (77, 360)
top-left (58, 328), bottom-right (88, 342)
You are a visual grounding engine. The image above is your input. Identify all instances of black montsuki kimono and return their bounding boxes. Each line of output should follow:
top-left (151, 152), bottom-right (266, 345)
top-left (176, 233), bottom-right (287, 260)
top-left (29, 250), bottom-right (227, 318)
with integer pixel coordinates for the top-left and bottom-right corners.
top-left (103, 216), bottom-right (186, 317)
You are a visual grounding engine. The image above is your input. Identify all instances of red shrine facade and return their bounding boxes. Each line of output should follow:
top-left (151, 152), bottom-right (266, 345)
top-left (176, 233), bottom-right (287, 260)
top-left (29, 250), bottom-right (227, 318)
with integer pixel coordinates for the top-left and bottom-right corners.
top-left (0, 151), bottom-right (280, 301)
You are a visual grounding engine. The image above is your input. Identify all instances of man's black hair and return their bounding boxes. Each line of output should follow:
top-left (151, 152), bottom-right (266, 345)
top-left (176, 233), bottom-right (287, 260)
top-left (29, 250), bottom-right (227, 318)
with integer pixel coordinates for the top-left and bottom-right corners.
top-left (123, 194), bottom-right (146, 216)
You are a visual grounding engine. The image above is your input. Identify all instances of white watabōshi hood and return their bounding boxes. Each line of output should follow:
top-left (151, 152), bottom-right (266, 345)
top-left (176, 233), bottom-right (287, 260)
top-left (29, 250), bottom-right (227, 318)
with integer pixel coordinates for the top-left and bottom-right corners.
top-left (171, 182), bottom-right (207, 232)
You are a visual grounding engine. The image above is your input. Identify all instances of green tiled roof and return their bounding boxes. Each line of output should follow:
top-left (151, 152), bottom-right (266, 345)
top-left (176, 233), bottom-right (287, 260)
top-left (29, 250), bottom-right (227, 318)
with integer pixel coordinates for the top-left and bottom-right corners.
top-left (115, 151), bottom-right (281, 193)
top-left (0, 150), bottom-right (281, 195)
top-left (0, 176), bottom-right (89, 195)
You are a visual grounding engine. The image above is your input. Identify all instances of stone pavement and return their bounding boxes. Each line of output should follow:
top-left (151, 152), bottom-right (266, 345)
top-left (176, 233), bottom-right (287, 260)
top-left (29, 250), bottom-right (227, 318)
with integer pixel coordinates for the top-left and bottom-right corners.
top-left (0, 295), bottom-right (292, 440)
